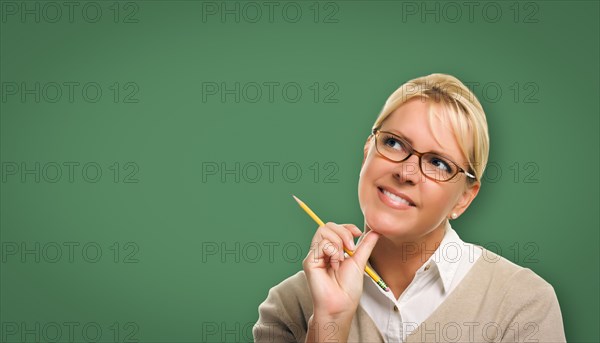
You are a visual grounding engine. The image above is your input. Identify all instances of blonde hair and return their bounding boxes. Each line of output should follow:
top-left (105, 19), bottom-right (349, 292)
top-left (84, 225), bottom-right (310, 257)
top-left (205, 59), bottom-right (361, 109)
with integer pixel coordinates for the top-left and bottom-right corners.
top-left (371, 73), bottom-right (489, 185)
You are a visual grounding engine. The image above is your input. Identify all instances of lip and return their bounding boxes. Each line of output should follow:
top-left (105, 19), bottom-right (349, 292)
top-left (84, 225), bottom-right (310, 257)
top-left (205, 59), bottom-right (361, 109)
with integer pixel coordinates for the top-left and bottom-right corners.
top-left (377, 186), bottom-right (416, 210)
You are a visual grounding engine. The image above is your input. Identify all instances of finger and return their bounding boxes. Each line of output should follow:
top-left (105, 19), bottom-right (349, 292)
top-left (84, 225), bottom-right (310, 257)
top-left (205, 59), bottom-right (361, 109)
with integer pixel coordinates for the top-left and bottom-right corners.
top-left (309, 223), bottom-right (351, 266)
top-left (328, 253), bottom-right (340, 272)
top-left (331, 262), bottom-right (340, 275)
top-left (332, 258), bottom-right (339, 272)
top-left (320, 237), bottom-right (345, 265)
top-left (342, 224), bottom-right (363, 237)
top-left (305, 235), bottom-right (332, 264)
top-left (325, 222), bottom-right (356, 251)
top-left (349, 231), bottom-right (380, 270)
top-left (309, 226), bottom-right (326, 250)
top-left (317, 226), bottom-right (346, 263)
top-left (307, 238), bottom-right (341, 270)
top-left (307, 231), bottom-right (335, 260)
top-left (304, 238), bottom-right (339, 271)
top-left (310, 222), bottom-right (345, 249)
top-left (304, 241), bottom-right (324, 270)
top-left (321, 239), bottom-right (338, 258)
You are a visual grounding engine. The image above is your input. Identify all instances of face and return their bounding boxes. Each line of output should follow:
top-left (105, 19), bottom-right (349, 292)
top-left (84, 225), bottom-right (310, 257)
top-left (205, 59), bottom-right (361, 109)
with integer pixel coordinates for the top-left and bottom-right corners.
top-left (358, 97), bottom-right (480, 242)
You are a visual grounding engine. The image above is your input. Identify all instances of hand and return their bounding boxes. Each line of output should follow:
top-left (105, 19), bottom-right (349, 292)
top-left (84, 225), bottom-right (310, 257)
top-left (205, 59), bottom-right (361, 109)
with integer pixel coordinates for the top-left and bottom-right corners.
top-left (302, 222), bottom-right (380, 319)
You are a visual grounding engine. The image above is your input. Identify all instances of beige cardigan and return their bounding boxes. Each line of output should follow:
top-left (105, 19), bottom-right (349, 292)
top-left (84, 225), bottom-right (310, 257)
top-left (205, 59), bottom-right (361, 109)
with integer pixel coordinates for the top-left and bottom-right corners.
top-left (253, 248), bottom-right (566, 342)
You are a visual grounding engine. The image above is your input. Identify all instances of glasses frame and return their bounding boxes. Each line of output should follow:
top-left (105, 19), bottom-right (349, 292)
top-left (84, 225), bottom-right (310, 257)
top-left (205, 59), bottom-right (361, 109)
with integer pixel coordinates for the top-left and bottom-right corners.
top-left (371, 128), bottom-right (477, 182)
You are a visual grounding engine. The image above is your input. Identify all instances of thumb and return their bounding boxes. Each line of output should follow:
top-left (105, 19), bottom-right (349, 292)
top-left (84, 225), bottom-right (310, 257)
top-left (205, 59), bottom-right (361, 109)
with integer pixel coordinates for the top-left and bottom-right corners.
top-left (350, 231), bottom-right (380, 270)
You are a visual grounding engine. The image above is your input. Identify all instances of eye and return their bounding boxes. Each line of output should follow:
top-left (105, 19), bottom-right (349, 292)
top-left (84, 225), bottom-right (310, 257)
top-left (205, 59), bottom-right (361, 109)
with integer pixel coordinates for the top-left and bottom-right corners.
top-left (428, 156), bottom-right (454, 173)
top-left (382, 134), bottom-right (406, 151)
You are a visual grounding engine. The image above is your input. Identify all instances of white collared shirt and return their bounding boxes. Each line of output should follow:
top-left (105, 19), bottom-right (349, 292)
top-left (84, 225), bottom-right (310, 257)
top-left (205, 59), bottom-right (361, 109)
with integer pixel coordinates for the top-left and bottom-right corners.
top-left (359, 221), bottom-right (483, 342)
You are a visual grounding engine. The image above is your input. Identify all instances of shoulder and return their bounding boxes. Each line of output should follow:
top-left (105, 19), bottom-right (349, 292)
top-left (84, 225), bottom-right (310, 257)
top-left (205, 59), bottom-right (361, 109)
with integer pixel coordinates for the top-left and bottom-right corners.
top-left (476, 246), bottom-right (555, 291)
top-left (474, 248), bottom-right (566, 341)
top-left (254, 270), bottom-right (313, 342)
top-left (261, 270), bottom-right (312, 317)
top-left (266, 270), bottom-right (312, 308)
top-left (474, 247), bottom-right (562, 315)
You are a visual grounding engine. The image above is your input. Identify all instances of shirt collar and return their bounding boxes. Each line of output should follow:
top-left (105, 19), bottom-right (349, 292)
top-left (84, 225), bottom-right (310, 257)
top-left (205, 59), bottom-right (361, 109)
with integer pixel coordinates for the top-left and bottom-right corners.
top-left (418, 221), bottom-right (462, 293)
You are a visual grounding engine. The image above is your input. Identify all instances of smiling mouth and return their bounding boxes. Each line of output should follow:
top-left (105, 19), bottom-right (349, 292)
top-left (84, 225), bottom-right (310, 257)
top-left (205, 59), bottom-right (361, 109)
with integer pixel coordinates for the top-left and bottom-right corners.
top-left (378, 187), bottom-right (415, 207)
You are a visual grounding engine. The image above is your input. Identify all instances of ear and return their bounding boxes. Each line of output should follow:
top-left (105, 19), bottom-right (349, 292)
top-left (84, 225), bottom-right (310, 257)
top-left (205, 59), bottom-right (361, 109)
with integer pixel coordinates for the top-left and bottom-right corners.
top-left (451, 182), bottom-right (480, 218)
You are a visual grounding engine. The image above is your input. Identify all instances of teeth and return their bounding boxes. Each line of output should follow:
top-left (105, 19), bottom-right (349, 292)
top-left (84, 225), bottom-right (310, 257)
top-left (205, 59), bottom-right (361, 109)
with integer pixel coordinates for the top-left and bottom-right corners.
top-left (382, 189), bottom-right (411, 206)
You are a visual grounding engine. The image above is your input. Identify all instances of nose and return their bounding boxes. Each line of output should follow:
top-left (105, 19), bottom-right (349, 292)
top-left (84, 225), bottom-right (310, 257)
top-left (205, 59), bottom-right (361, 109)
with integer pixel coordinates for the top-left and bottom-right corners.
top-left (392, 154), bottom-right (423, 184)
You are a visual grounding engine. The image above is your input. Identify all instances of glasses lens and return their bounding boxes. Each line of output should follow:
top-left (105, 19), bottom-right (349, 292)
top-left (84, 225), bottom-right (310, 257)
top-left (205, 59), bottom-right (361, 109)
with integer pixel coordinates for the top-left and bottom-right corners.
top-left (375, 131), bottom-right (460, 182)
top-left (421, 153), bottom-right (456, 181)
top-left (376, 132), bottom-right (410, 161)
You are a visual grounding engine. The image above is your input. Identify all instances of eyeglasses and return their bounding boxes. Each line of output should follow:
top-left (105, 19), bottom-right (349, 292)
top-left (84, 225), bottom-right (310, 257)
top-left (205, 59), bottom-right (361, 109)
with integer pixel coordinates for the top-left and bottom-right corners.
top-left (371, 128), bottom-right (477, 182)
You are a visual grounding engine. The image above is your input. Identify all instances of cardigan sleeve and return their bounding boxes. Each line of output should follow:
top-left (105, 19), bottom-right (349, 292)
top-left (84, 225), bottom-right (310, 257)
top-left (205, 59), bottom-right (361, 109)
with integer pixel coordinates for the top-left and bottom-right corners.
top-left (498, 269), bottom-right (567, 343)
top-left (253, 271), bottom-right (311, 343)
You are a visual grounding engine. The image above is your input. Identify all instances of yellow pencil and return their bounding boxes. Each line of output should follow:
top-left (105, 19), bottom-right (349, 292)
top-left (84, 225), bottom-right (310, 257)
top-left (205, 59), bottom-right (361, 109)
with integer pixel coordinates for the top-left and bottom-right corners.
top-left (292, 195), bottom-right (389, 292)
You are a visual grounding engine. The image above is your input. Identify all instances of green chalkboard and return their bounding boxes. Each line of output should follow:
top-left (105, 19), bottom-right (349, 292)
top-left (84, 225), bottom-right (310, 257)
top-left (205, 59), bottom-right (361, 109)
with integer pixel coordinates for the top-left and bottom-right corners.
top-left (1, 1), bottom-right (598, 342)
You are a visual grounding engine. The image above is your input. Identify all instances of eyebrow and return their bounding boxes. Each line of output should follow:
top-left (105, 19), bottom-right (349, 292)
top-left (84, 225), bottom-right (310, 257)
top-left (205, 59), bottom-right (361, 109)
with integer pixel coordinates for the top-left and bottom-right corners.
top-left (381, 127), bottom-right (458, 162)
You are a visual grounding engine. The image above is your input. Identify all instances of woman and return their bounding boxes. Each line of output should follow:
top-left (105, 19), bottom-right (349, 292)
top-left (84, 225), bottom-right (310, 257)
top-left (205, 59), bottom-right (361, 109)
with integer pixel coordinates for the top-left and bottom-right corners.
top-left (253, 73), bottom-right (566, 343)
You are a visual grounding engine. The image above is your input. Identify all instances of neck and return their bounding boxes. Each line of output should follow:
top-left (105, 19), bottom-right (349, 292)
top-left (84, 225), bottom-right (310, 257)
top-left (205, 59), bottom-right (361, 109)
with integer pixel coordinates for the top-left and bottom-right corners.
top-left (366, 221), bottom-right (447, 299)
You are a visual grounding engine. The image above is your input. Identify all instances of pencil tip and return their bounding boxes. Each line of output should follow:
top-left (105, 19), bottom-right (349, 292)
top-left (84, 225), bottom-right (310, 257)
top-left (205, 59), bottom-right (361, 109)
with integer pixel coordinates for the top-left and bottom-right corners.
top-left (292, 195), bottom-right (305, 205)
